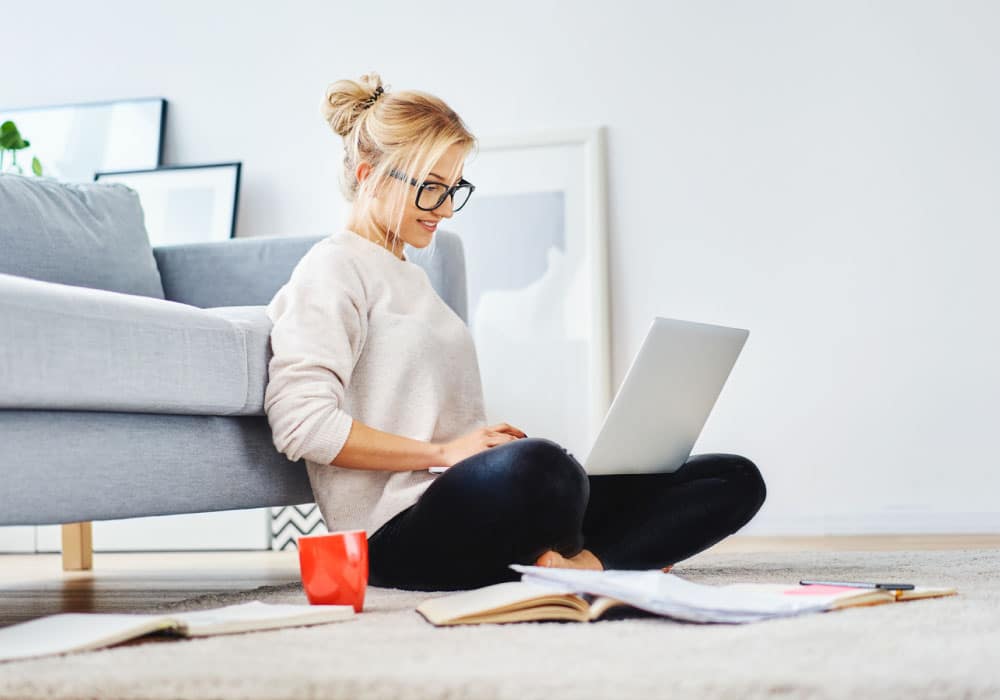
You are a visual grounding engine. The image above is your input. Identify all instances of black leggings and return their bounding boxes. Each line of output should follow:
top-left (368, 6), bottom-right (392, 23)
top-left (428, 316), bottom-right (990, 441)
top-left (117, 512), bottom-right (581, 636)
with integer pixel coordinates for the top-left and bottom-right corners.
top-left (367, 437), bottom-right (767, 591)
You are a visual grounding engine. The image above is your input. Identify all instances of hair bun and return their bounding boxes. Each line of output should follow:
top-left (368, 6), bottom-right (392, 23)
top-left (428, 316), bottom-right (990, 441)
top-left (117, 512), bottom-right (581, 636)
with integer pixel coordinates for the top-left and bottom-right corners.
top-left (320, 72), bottom-right (385, 138)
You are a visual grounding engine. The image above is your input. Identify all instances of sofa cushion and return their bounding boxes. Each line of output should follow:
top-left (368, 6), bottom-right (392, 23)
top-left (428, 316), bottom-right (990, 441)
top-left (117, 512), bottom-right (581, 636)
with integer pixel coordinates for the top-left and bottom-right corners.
top-left (0, 272), bottom-right (269, 415)
top-left (0, 173), bottom-right (165, 299)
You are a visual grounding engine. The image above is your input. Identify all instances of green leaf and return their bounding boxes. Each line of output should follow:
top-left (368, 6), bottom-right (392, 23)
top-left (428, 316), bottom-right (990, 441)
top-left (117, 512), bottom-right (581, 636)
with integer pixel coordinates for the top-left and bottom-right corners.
top-left (0, 123), bottom-right (18, 148)
top-left (0, 121), bottom-right (28, 149)
top-left (32, 156), bottom-right (42, 176)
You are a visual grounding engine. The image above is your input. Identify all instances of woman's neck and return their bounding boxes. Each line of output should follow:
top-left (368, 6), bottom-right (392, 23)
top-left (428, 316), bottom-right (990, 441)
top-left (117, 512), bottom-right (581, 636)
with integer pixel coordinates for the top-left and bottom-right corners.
top-left (345, 212), bottom-right (406, 261)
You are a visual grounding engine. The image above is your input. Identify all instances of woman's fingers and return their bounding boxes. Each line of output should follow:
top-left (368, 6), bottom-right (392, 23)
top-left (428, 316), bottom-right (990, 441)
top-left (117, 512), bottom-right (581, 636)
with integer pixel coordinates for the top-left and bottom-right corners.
top-left (488, 422), bottom-right (527, 438)
top-left (486, 430), bottom-right (519, 447)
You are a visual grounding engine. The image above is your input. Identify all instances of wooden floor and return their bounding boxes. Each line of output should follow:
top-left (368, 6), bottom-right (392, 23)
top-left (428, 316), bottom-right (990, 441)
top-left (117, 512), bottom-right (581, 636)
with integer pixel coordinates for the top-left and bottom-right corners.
top-left (2, 534), bottom-right (998, 628)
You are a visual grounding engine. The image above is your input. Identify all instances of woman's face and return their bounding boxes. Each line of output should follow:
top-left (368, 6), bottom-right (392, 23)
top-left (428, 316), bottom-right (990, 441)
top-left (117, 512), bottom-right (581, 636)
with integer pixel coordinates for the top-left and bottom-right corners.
top-left (366, 142), bottom-right (468, 253)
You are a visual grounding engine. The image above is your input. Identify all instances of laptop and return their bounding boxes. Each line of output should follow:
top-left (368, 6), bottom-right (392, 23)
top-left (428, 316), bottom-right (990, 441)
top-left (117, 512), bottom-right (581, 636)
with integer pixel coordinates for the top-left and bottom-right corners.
top-left (581, 316), bottom-right (749, 476)
top-left (428, 316), bottom-right (748, 476)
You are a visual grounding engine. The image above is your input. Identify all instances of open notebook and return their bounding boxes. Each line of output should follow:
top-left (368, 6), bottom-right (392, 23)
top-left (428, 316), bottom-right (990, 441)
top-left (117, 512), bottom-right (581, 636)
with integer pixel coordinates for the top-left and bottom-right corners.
top-left (0, 601), bottom-right (354, 663)
top-left (416, 566), bottom-right (957, 626)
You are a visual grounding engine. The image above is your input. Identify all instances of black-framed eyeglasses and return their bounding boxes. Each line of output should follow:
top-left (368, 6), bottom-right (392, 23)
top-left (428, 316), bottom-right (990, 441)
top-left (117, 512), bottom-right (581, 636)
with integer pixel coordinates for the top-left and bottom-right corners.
top-left (388, 168), bottom-right (476, 212)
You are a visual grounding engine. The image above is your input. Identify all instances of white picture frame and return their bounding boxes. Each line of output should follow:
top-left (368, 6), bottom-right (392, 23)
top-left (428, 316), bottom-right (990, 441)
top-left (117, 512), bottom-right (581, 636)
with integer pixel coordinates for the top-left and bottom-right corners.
top-left (455, 127), bottom-right (611, 460)
top-left (94, 162), bottom-right (241, 246)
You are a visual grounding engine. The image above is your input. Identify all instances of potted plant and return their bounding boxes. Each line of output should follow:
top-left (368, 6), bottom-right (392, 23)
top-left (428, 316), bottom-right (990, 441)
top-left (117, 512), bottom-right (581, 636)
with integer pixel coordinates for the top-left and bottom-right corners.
top-left (0, 120), bottom-right (43, 175)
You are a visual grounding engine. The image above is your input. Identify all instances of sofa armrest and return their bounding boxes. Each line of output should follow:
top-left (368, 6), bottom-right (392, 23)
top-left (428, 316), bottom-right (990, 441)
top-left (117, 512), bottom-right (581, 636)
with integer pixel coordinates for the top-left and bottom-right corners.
top-left (153, 235), bottom-right (327, 308)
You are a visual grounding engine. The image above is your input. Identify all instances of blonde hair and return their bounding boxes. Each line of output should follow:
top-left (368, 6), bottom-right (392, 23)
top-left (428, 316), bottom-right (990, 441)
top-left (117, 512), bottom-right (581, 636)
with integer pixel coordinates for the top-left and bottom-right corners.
top-left (320, 72), bottom-right (476, 252)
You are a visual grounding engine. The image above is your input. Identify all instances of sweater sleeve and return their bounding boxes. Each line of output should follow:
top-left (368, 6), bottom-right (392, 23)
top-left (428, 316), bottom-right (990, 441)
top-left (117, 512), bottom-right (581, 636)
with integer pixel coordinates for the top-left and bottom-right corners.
top-left (263, 248), bottom-right (368, 465)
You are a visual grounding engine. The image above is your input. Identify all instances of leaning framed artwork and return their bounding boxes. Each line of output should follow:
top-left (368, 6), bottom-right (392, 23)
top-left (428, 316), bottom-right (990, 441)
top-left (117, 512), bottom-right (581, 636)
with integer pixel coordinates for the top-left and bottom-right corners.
top-left (451, 127), bottom-right (611, 460)
top-left (94, 162), bottom-right (242, 246)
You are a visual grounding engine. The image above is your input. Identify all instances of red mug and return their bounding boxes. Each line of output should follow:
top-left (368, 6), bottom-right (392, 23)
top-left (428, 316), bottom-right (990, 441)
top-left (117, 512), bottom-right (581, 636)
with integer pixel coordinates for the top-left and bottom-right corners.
top-left (297, 529), bottom-right (368, 612)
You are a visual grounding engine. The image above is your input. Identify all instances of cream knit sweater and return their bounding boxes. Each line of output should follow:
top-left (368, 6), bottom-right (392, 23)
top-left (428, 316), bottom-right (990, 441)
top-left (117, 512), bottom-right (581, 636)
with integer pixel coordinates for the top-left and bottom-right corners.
top-left (263, 229), bottom-right (488, 535)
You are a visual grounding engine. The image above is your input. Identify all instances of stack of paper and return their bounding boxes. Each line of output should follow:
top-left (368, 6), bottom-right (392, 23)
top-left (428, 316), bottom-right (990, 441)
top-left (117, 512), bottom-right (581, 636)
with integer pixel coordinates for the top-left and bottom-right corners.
top-left (509, 565), bottom-right (864, 623)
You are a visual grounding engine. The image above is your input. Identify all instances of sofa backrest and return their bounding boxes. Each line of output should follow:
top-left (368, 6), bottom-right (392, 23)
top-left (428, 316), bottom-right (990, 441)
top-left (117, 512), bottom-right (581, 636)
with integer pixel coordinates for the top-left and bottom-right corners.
top-left (0, 173), bottom-right (165, 299)
top-left (153, 229), bottom-right (472, 323)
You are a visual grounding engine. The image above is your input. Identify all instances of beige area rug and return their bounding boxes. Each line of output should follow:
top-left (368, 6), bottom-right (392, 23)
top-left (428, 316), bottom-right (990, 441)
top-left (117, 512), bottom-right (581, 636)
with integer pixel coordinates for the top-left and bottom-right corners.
top-left (0, 549), bottom-right (998, 699)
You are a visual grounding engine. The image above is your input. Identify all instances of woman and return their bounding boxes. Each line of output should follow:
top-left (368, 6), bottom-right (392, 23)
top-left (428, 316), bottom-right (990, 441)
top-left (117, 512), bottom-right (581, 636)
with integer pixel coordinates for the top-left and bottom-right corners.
top-left (264, 73), bottom-right (767, 592)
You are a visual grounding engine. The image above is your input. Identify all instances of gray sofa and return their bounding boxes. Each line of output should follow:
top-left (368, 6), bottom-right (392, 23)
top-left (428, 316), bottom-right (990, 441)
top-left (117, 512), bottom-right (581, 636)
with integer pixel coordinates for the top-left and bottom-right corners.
top-left (0, 173), bottom-right (471, 571)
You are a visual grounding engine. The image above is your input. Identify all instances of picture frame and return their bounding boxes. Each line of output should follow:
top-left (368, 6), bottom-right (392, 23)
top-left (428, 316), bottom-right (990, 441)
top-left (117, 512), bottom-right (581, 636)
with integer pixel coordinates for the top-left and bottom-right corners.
top-left (94, 162), bottom-right (242, 245)
top-left (452, 126), bottom-right (612, 460)
top-left (0, 97), bottom-right (166, 182)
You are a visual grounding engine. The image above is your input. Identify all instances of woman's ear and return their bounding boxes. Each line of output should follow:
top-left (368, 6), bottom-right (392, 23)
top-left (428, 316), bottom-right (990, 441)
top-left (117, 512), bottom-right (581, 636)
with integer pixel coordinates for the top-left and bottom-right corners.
top-left (356, 160), bottom-right (386, 199)
top-left (355, 160), bottom-right (373, 184)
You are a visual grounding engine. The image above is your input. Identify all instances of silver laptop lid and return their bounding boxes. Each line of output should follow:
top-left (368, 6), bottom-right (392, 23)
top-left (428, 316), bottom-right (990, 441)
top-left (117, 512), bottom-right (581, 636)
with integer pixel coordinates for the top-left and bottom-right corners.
top-left (582, 317), bottom-right (749, 475)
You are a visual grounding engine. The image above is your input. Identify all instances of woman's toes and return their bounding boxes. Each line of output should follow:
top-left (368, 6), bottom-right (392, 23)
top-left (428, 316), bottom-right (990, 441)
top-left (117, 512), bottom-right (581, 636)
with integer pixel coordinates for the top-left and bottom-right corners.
top-left (662, 564), bottom-right (674, 573)
top-left (535, 550), bottom-right (558, 567)
top-left (535, 549), bottom-right (604, 570)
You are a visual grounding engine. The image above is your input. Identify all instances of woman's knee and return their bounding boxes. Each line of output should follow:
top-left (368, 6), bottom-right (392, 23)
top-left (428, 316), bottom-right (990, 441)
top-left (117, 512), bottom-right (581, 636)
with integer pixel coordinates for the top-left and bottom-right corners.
top-left (504, 437), bottom-right (590, 509)
top-left (506, 438), bottom-right (588, 556)
top-left (725, 454), bottom-right (767, 517)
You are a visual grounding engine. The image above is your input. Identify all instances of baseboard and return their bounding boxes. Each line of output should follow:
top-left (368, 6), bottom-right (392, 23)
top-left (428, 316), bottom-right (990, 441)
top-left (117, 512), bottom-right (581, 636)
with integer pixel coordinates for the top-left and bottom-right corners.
top-left (4, 511), bottom-right (999, 553)
top-left (738, 511), bottom-right (1000, 536)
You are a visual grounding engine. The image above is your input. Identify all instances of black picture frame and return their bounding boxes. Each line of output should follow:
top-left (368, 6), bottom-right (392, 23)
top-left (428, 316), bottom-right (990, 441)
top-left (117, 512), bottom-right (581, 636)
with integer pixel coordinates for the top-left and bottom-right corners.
top-left (0, 97), bottom-right (167, 181)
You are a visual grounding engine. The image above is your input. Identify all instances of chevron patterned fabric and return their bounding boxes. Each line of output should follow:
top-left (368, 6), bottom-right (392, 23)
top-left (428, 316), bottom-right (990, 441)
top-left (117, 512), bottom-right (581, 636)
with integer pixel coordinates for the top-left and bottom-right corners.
top-left (269, 504), bottom-right (328, 550)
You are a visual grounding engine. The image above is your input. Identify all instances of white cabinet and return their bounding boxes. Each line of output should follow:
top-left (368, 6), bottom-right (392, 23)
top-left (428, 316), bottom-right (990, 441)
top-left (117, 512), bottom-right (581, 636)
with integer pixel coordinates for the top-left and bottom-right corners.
top-left (0, 509), bottom-right (271, 553)
top-left (0, 526), bottom-right (36, 553)
top-left (0, 504), bottom-right (326, 553)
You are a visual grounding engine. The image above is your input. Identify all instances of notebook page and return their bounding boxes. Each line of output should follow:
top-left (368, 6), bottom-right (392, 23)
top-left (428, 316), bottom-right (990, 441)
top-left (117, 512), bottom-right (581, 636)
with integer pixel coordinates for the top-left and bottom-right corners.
top-left (0, 613), bottom-right (175, 663)
top-left (416, 581), bottom-right (581, 625)
top-left (170, 600), bottom-right (354, 636)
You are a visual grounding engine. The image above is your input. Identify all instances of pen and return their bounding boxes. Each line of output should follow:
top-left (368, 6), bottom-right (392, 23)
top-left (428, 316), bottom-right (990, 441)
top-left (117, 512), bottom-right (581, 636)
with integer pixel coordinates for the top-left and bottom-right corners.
top-left (799, 579), bottom-right (915, 590)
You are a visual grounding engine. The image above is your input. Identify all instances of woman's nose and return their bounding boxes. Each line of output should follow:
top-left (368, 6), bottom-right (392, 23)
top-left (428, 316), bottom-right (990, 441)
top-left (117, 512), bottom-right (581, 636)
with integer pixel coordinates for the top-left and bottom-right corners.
top-left (436, 196), bottom-right (455, 218)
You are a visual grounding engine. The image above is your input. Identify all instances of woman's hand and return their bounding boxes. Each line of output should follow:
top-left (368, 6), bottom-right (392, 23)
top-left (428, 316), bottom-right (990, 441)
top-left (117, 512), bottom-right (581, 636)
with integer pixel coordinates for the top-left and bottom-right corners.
top-left (438, 422), bottom-right (527, 467)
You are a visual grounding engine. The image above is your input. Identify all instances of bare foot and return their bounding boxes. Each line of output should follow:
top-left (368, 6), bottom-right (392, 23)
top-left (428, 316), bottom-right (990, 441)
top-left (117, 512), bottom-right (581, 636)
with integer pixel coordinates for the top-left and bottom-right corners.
top-left (534, 549), bottom-right (674, 573)
top-left (534, 548), bottom-right (604, 570)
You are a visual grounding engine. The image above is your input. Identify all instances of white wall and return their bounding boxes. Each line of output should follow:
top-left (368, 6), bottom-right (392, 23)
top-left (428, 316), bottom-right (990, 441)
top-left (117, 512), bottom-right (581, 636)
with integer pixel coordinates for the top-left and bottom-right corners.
top-left (4, 0), bottom-right (998, 535)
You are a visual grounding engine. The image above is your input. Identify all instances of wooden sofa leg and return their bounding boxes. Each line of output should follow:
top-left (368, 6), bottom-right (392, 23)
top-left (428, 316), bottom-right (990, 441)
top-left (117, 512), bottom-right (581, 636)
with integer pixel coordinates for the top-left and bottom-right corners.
top-left (61, 522), bottom-right (93, 571)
